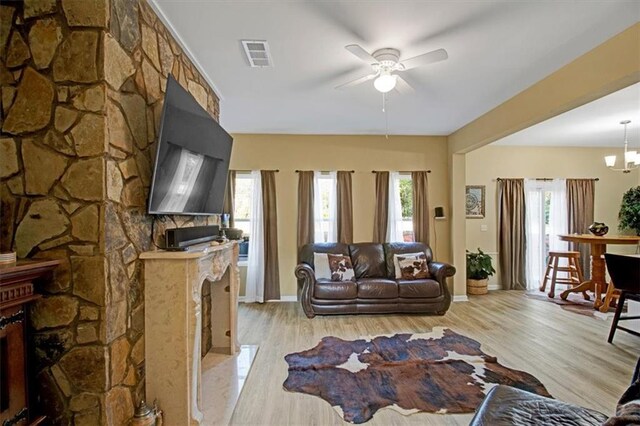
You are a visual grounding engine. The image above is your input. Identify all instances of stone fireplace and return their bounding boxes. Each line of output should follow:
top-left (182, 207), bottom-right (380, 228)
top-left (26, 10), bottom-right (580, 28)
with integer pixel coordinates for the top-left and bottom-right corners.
top-left (0, 0), bottom-right (222, 423)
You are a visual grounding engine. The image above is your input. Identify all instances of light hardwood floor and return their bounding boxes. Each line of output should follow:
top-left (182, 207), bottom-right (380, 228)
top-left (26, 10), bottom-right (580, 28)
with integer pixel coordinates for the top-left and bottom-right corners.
top-left (230, 291), bottom-right (638, 425)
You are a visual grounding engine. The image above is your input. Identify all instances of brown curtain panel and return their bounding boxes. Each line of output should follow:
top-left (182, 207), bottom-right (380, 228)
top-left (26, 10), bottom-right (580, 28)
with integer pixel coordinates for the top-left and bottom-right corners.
top-left (411, 171), bottom-right (430, 244)
top-left (336, 171), bottom-right (354, 244)
top-left (222, 170), bottom-right (236, 227)
top-left (297, 171), bottom-right (314, 257)
top-left (261, 171), bottom-right (280, 301)
top-left (566, 178), bottom-right (595, 279)
top-left (498, 178), bottom-right (527, 290)
top-left (373, 171), bottom-right (389, 243)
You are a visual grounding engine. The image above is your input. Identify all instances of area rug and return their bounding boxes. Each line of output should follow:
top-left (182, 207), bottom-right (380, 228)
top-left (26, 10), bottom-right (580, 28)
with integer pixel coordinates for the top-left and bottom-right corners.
top-left (283, 328), bottom-right (550, 424)
top-left (525, 292), bottom-right (620, 320)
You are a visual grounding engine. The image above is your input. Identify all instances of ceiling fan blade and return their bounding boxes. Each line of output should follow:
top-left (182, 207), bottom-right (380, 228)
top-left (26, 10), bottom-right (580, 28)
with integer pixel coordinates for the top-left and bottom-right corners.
top-left (400, 48), bottom-right (448, 70)
top-left (394, 75), bottom-right (414, 94)
top-left (345, 44), bottom-right (378, 64)
top-left (335, 73), bottom-right (378, 90)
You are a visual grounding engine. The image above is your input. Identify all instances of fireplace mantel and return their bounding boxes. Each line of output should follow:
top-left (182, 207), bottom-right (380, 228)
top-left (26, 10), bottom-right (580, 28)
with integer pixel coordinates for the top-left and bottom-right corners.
top-left (140, 241), bottom-right (239, 425)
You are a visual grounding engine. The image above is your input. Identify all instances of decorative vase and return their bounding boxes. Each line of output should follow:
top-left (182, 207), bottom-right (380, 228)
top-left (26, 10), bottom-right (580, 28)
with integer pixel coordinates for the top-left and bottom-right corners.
top-left (588, 222), bottom-right (609, 236)
top-left (467, 278), bottom-right (488, 295)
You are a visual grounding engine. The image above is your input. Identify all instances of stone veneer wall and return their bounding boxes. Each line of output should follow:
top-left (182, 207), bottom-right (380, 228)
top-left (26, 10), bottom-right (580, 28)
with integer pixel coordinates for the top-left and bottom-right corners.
top-left (0, 0), bottom-right (220, 424)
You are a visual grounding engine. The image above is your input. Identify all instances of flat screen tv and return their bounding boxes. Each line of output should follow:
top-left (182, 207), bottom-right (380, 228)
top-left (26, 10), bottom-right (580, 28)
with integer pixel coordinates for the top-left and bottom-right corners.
top-left (148, 75), bottom-right (232, 215)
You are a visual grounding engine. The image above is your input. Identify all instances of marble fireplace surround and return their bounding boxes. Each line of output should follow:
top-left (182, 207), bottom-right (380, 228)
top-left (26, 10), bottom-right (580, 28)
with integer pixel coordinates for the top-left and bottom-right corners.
top-left (140, 241), bottom-right (239, 425)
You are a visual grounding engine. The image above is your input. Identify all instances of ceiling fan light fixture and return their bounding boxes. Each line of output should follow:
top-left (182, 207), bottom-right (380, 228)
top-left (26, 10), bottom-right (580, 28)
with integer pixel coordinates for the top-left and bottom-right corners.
top-left (374, 73), bottom-right (396, 93)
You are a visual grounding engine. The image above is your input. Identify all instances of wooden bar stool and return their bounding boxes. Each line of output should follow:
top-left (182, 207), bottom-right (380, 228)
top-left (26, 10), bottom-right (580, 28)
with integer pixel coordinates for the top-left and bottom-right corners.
top-left (539, 251), bottom-right (586, 299)
top-left (600, 281), bottom-right (621, 313)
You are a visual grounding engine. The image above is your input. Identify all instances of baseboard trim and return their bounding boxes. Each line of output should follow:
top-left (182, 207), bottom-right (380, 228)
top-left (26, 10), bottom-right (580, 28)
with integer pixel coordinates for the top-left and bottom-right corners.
top-left (453, 295), bottom-right (469, 302)
top-left (239, 295), bottom-right (297, 303)
top-left (487, 284), bottom-right (501, 290)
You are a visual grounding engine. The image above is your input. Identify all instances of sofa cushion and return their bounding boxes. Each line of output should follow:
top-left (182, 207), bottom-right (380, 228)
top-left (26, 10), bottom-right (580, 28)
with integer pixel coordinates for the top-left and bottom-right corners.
top-left (357, 278), bottom-right (398, 299)
top-left (314, 279), bottom-right (357, 300)
top-left (384, 242), bottom-right (433, 279)
top-left (397, 279), bottom-right (441, 298)
top-left (349, 243), bottom-right (386, 278)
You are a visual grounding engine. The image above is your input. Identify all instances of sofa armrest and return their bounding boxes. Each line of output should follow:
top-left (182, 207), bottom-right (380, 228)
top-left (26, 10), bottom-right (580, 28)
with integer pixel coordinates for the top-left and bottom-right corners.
top-left (295, 263), bottom-right (316, 318)
top-left (429, 261), bottom-right (456, 284)
top-left (470, 385), bottom-right (607, 426)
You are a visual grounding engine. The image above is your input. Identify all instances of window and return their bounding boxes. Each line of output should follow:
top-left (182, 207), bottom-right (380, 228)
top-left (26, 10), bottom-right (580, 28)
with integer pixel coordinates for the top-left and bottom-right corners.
top-left (233, 172), bottom-right (254, 238)
top-left (314, 171), bottom-right (337, 243)
top-left (388, 173), bottom-right (414, 242)
top-left (524, 179), bottom-right (567, 290)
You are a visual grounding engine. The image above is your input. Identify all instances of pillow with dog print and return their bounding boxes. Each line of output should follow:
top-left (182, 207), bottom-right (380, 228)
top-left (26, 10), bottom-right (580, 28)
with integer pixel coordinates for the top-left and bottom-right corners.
top-left (313, 253), bottom-right (355, 282)
top-left (395, 253), bottom-right (430, 280)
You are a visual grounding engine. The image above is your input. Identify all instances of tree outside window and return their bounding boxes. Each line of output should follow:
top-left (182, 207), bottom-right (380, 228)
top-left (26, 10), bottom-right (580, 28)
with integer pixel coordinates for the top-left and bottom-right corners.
top-left (398, 175), bottom-right (414, 242)
top-left (234, 174), bottom-right (253, 237)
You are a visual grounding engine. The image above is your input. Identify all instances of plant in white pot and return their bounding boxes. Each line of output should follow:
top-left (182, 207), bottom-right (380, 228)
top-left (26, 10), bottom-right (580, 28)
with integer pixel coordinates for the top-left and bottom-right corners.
top-left (466, 248), bottom-right (496, 295)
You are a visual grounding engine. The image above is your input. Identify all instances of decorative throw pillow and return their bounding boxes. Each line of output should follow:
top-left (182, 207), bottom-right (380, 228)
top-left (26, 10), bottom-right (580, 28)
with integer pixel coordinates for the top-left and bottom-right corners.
top-left (603, 379), bottom-right (640, 426)
top-left (393, 252), bottom-right (427, 279)
top-left (313, 253), bottom-right (355, 282)
top-left (395, 253), bottom-right (430, 280)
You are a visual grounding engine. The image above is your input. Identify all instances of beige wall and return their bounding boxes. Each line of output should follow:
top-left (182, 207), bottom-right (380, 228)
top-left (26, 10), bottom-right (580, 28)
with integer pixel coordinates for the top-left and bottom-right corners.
top-left (230, 134), bottom-right (451, 297)
top-left (465, 145), bottom-right (639, 289)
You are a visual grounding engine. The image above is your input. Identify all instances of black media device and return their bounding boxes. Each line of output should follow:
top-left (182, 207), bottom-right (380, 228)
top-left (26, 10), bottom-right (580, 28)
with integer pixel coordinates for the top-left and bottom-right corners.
top-left (148, 74), bottom-right (233, 216)
top-left (165, 225), bottom-right (220, 250)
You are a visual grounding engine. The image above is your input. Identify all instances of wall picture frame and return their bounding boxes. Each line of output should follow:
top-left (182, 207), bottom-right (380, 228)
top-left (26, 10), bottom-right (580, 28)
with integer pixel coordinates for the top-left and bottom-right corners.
top-left (466, 185), bottom-right (485, 218)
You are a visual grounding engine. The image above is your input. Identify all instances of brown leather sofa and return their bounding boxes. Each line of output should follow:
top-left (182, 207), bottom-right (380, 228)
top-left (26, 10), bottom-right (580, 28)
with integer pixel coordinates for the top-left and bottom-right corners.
top-left (294, 242), bottom-right (455, 318)
top-left (470, 357), bottom-right (640, 425)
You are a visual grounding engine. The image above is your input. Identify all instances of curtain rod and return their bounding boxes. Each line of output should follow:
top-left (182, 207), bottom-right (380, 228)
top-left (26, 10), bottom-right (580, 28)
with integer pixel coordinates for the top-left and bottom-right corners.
top-left (294, 170), bottom-right (355, 173)
top-left (495, 177), bottom-right (599, 181)
top-left (371, 170), bottom-right (431, 174)
top-left (233, 169), bottom-right (279, 172)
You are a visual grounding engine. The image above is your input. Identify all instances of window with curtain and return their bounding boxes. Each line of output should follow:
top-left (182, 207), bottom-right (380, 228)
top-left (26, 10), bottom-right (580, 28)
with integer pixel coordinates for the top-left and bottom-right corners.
top-left (245, 171), bottom-right (265, 303)
top-left (524, 179), bottom-right (568, 290)
top-left (233, 172), bottom-right (254, 237)
top-left (313, 171), bottom-right (337, 243)
top-left (388, 172), bottom-right (414, 242)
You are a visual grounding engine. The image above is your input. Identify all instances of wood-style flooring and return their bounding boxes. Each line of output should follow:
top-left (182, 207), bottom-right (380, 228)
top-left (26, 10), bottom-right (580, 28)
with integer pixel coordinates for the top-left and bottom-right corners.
top-left (230, 291), bottom-right (638, 425)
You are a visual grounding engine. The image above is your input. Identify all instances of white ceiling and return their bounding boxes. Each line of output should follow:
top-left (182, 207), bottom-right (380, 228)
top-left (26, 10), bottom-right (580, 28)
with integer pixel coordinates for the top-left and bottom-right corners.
top-left (493, 82), bottom-right (640, 147)
top-left (152, 0), bottom-right (640, 135)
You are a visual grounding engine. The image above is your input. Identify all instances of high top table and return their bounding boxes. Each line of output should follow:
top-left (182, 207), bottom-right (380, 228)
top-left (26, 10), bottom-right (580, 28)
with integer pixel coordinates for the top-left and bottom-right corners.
top-left (558, 234), bottom-right (640, 309)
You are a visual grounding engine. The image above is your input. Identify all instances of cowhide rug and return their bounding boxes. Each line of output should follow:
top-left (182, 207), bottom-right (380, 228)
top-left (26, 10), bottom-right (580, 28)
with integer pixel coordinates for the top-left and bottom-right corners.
top-left (283, 328), bottom-right (550, 424)
top-left (525, 291), bottom-right (620, 320)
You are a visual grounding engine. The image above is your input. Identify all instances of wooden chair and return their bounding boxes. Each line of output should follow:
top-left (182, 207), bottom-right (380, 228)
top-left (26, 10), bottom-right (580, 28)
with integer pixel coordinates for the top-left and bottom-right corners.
top-left (539, 251), bottom-right (585, 299)
top-left (604, 253), bottom-right (640, 343)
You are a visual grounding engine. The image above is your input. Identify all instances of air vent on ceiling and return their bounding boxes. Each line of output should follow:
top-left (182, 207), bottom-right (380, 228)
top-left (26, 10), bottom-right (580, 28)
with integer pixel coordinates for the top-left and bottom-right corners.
top-left (241, 40), bottom-right (272, 68)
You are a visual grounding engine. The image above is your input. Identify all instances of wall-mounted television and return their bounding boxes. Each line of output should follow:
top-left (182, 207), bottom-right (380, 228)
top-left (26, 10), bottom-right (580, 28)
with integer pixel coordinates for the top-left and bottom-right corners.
top-left (148, 75), bottom-right (232, 215)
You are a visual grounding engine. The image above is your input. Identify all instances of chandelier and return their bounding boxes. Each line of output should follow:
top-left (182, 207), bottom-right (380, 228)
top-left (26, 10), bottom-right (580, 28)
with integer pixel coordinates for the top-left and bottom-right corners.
top-left (605, 120), bottom-right (639, 173)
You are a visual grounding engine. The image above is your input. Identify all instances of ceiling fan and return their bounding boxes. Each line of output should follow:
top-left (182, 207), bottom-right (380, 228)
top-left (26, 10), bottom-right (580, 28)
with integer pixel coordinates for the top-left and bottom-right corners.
top-left (336, 45), bottom-right (448, 93)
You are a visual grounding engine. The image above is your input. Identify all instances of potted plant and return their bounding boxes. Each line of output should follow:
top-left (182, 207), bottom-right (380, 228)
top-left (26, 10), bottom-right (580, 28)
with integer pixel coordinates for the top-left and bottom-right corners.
top-left (466, 248), bottom-right (496, 295)
top-left (619, 186), bottom-right (640, 236)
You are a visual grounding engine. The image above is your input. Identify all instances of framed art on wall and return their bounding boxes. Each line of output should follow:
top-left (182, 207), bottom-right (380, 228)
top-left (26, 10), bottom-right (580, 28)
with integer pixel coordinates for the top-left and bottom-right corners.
top-left (466, 185), bottom-right (485, 218)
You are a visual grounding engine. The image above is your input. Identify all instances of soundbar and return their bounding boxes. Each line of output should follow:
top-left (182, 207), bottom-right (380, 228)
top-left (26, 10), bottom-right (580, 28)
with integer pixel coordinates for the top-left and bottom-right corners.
top-left (165, 225), bottom-right (220, 250)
